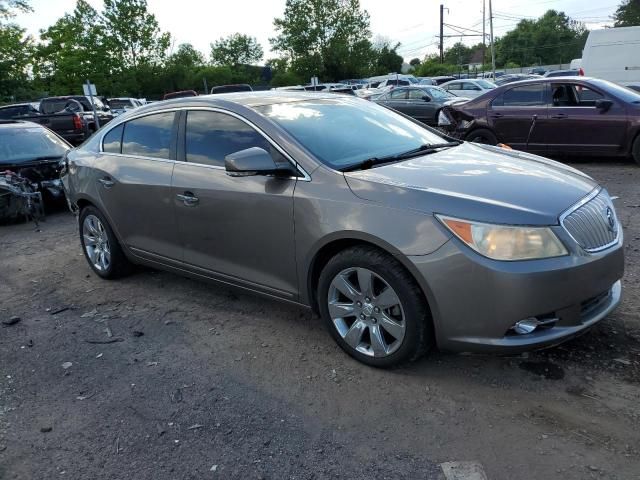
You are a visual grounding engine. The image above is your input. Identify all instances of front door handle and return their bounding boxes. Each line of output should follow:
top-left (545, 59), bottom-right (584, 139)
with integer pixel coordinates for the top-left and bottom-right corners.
top-left (551, 113), bottom-right (568, 119)
top-left (176, 192), bottom-right (199, 206)
top-left (98, 177), bottom-right (115, 188)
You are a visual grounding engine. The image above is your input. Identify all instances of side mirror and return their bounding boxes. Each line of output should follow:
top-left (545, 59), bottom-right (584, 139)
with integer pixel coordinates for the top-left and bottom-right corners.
top-left (595, 99), bottom-right (613, 112)
top-left (225, 147), bottom-right (280, 177)
top-left (422, 95), bottom-right (431, 102)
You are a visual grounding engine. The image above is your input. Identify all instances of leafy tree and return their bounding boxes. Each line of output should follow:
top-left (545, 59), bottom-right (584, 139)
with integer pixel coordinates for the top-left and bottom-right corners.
top-left (164, 43), bottom-right (205, 92)
top-left (613, 0), bottom-right (640, 26)
top-left (409, 58), bottom-right (421, 67)
top-left (102, 0), bottom-right (170, 72)
top-left (371, 39), bottom-right (403, 75)
top-left (0, 0), bottom-right (30, 21)
top-left (271, 0), bottom-right (372, 81)
top-left (0, 23), bottom-right (33, 101)
top-left (495, 10), bottom-right (587, 67)
top-left (210, 33), bottom-right (263, 66)
top-left (35, 0), bottom-right (113, 95)
top-left (443, 42), bottom-right (472, 66)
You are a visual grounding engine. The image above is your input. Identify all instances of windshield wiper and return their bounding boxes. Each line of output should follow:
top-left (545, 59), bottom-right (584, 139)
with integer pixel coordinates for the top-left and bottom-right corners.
top-left (340, 141), bottom-right (460, 172)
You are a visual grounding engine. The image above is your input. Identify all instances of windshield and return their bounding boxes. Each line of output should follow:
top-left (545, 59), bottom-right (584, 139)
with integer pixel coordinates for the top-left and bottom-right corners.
top-left (422, 86), bottom-right (455, 100)
top-left (0, 126), bottom-right (69, 164)
top-left (592, 79), bottom-right (640, 104)
top-left (109, 99), bottom-right (133, 109)
top-left (257, 98), bottom-right (447, 170)
top-left (476, 80), bottom-right (496, 89)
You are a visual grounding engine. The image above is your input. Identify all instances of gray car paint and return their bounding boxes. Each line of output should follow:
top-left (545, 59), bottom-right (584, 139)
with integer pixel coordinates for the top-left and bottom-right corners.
top-left (62, 92), bottom-right (624, 353)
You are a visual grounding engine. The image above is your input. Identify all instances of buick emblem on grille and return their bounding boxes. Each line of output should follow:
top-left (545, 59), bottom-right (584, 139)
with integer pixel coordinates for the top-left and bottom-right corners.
top-left (605, 207), bottom-right (615, 232)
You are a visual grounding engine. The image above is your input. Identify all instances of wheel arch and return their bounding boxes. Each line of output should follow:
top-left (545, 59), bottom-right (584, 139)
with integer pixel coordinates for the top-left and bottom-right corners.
top-left (305, 233), bottom-right (435, 322)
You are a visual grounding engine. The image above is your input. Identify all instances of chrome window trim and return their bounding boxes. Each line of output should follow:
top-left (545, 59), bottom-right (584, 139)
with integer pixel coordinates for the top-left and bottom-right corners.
top-left (559, 187), bottom-right (621, 253)
top-left (98, 106), bottom-right (311, 182)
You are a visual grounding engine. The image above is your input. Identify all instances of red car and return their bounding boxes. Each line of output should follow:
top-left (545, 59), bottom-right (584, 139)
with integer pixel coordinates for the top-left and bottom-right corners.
top-left (440, 77), bottom-right (640, 165)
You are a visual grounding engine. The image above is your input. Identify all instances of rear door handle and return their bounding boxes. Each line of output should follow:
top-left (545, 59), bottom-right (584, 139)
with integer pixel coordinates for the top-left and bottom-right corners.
top-left (176, 192), bottom-right (199, 206)
top-left (551, 113), bottom-right (568, 119)
top-left (98, 178), bottom-right (115, 188)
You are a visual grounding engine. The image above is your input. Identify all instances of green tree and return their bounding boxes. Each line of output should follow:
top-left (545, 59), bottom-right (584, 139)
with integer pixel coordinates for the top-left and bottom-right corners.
top-left (0, 23), bottom-right (34, 101)
top-left (164, 43), bottom-right (205, 92)
top-left (409, 57), bottom-right (421, 67)
top-left (495, 10), bottom-right (587, 67)
top-left (613, 0), bottom-right (640, 26)
top-left (443, 42), bottom-right (472, 66)
top-left (370, 39), bottom-right (403, 75)
top-left (271, 0), bottom-right (372, 81)
top-left (0, 0), bottom-right (30, 21)
top-left (35, 0), bottom-right (113, 95)
top-left (210, 33), bottom-right (263, 66)
top-left (102, 0), bottom-right (170, 72)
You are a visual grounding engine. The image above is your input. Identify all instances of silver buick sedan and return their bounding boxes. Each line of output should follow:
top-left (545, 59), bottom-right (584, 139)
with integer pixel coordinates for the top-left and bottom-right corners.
top-left (61, 92), bottom-right (624, 367)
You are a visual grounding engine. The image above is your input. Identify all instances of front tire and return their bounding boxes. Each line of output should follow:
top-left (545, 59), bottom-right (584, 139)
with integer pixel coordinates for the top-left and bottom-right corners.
top-left (318, 246), bottom-right (433, 368)
top-left (466, 128), bottom-right (498, 145)
top-left (632, 134), bottom-right (640, 166)
top-left (79, 206), bottom-right (131, 279)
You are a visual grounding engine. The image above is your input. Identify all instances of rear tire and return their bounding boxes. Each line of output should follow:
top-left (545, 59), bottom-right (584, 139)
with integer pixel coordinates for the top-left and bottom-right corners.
top-left (317, 246), bottom-right (433, 368)
top-left (466, 128), bottom-right (498, 145)
top-left (632, 134), bottom-right (640, 167)
top-left (79, 206), bottom-right (131, 279)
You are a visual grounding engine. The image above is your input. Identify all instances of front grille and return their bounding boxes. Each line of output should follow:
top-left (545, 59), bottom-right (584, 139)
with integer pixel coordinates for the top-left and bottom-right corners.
top-left (561, 190), bottom-right (619, 252)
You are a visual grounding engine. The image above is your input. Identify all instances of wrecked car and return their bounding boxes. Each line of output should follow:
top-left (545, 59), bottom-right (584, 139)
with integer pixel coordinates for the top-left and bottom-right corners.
top-left (0, 120), bottom-right (70, 222)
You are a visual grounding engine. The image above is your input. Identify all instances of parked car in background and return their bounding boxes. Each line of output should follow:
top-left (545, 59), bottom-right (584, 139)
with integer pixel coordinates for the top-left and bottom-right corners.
top-left (544, 69), bottom-right (581, 78)
top-left (108, 97), bottom-right (143, 117)
top-left (581, 26), bottom-right (640, 91)
top-left (367, 74), bottom-right (419, 86)
top-left (439, 77), bottom-right (640, 165)
top-left (0, 99), bottom-right (90, 145)
top-left (430, 76), bottom-right (457, 85)
top-left (61, 92), bottom-right (624, 367)
top-left (528, 67), bottom-right (547, 75)
top-left (0, 120), bottom-right (70, 221)
top-left (417, 77), bottom-right (436, 85)
top-left (40, 95), bottom-right (113, 131)
top-left (0, 102), bottom-right (40, 119)
top-left (374, 85), bottom-right (469, 126)
top-left (494, 74), bottom-right (542, 86)
top-left (211, 84), bottom-right (253, 94)
top-left (440, 79), bottom-right (497, 99)
top-left (163, 90), bottom-right (198, 100)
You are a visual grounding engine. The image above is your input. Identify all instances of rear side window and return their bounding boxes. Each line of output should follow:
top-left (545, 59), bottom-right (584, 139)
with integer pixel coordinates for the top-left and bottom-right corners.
top-left (185, 111), bottom-right (275, 167)
top-left (390, 89), bottom-right (407, 99)
top-left (122, 112), bottom-right (175, 159)
top-left (103, 124), bottom-right (124, 153)
top-left (493, 84), bottom-right (545, 107)
top-left (0, 107), bottom-right (18, 119)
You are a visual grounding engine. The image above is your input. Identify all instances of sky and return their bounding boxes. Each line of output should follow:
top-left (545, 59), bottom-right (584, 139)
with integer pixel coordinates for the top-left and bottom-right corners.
top-left (12, 0), bottom-right (619, 62)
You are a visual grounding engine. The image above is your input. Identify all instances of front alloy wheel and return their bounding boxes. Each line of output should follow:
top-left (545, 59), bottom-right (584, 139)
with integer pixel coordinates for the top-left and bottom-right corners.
top-left (318, 246), bottom-right (432, 367)
top-left (328, 267), bottom-right (406, 357)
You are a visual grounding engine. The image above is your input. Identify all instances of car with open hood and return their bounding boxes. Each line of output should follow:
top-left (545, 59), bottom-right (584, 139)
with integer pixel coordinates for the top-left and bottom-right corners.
top-left (61, 92), bottom-right (624, 367)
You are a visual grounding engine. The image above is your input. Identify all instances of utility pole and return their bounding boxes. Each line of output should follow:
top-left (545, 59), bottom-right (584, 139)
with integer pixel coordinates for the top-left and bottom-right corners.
top-left (489, 0), bottom-right (496, 79)
top-left (439, 4), bottom-right (444, 63)
top-left (482, 0), bottom-right (486, 72)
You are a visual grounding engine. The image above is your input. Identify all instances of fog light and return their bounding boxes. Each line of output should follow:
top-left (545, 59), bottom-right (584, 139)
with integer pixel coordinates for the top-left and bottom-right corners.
top-left (514, 318), bottom-right (540, 335)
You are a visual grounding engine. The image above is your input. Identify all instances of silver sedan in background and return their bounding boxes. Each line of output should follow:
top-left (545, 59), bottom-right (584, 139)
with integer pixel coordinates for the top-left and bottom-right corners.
top-left (61, 92), bottom-right (624, 367)
top-left (439, 78), bottom-right (497, 99)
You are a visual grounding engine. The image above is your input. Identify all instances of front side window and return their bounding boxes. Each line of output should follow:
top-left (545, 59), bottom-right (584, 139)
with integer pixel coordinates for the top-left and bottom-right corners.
top-left (423, 86), bottom-right (454, 100)
top-left (389, 89), bottom-right (407, 99)
top-left (493, 84), bottom-right (545, 107)
top-left (185, 111), bottom-right (276, 167)
top-left (408, 89), bottom-right (427, 100)
top-left (122, 112), bottom-right (175, 159)
top-left (257, 98), bottom-right (447, 170)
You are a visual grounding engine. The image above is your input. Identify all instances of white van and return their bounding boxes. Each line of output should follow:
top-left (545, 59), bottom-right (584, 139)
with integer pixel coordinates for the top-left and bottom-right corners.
top-left (581, 26), bottom-right (640, 91)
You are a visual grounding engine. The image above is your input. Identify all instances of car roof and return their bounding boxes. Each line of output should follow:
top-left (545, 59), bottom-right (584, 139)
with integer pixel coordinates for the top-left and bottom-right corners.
top-left (143, 91), bottom-right (340, 110)
top-left (0, 103), bottom-right (31, 108)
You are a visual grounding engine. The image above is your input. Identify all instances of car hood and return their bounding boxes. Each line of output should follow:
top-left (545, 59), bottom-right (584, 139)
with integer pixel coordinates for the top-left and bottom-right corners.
top-left (344, 142), bottom-right (597, 226)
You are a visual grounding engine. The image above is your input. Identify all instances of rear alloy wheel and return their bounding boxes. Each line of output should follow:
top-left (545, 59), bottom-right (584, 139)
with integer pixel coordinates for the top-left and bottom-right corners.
top-left (465, 128), bottom-right (498, 145)
top-left (79, 206), bottom-right (131, 279)
top-left (318, 246), bottom-right (432, 367)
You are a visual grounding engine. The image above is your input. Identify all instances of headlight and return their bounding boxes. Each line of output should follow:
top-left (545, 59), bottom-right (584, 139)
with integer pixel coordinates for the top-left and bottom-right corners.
top-left (437, 110), bottom-right (451, 126)
top-left (437, 215), bottom-right (568, 261)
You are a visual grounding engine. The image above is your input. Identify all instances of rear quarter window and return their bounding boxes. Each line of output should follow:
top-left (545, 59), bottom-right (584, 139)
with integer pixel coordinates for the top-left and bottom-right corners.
top-left (102, 124), bottom-right (124, 153)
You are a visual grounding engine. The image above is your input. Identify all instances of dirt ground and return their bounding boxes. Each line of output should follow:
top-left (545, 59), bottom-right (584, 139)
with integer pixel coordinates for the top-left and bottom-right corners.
top-left (1, 161), bottom-right (639, 480)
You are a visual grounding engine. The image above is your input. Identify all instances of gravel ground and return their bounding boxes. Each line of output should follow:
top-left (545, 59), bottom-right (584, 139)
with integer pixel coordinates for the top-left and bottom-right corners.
top-left (1, 162), bottom-right (639, 480)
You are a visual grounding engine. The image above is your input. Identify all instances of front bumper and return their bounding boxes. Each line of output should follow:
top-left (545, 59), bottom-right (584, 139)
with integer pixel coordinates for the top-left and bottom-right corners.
top-left (409, 236), bottom-right (624, 353)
